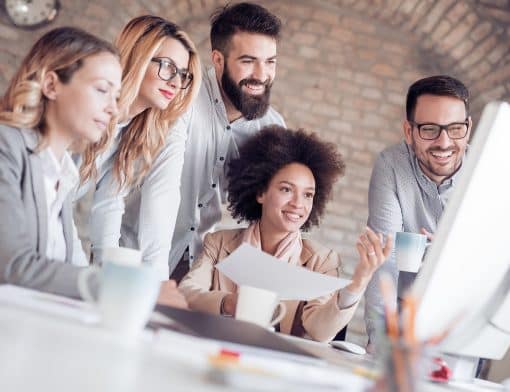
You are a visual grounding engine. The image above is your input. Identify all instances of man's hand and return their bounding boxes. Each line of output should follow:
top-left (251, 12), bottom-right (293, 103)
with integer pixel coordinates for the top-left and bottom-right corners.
top-left (420, 227), bottom-right (434, 242)
top-left (157, 280), bottom-right (188, 309)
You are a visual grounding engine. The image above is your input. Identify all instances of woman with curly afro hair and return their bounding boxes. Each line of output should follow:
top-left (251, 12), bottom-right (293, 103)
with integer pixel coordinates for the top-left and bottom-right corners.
top-left (179, 125), bottom-right (392, 342)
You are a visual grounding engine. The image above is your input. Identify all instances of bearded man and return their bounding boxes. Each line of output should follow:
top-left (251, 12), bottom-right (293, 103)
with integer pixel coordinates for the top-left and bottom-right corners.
top-left (168, 2), bottom-right (285, 280)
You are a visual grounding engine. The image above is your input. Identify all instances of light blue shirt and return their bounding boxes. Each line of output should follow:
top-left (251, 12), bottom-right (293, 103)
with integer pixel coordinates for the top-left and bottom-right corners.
top-left (364, 141), bottom-right (461, 344)
top-left (77, 118), bottom-right (186, 279)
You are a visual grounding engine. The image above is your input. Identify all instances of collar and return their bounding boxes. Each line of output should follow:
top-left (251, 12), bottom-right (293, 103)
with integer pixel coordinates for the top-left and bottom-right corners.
top-left (19, 128), bottom-right (41, 152)
top-left (223, 229), bottom-right (245, 255)
top-left (207, 66), bottom-right (228, 122)
top-left (38, 146), bottom-right (79, 192)
top-left (113, 121), bottom-right (129, 144)
top-left (223, 228), bottom-right (313, 267)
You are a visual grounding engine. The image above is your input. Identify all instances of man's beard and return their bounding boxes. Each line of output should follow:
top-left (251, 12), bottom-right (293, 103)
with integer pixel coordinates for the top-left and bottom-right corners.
top-left (221, 65), bottom-right (272, 120)
top-left (412, 138), bottom-right (461, 179)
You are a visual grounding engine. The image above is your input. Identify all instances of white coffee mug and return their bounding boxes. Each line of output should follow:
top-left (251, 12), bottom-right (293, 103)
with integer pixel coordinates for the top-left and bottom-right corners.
top-left (78, 247), bottom-right (160, 336)
top-left (92, 246), bottom-right (142, 267)
top-left (395, 232), bottom-right (428, 273)
top-left (235, 285), bottom-right (286, 328)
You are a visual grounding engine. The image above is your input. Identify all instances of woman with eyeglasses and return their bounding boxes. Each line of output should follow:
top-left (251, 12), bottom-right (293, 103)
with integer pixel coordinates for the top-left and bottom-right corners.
top-left (0, 27), bottom-right (121, 296)
top-left (76, 16), bottom-right (201, 303)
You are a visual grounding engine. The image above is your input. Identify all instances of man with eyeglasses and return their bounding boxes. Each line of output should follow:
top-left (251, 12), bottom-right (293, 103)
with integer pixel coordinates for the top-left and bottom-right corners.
top-left (364, 75), bottom-right (472, 352)
top-left (166, 3), bottom-right (285, 282)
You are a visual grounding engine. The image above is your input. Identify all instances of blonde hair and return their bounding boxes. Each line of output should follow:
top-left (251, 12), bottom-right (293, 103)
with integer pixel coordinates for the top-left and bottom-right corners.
top-left (0, 27), bottom-right (118, 143)
top-left (80, 15), bottom-right (202, 188)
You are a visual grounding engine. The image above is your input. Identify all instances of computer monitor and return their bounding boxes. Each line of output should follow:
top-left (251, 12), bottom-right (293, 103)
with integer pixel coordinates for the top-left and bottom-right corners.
top-left (411, 101), bottom-right (510, 361)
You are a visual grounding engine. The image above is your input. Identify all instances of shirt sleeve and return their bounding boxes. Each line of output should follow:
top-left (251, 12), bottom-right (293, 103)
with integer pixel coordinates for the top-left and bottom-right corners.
top-left (71, 221), bottom-right (88, 267)
top-left (178, 232), bottom-right (227, 314)
top-left (136, 121), bottom-right (187, 280)
top-left (338, 288), bottom-right (363, 309)
top-left (300, 250), bottom-right (360, 342)
top-left (364, 152), bottom-right (403, 344)
top-left (88, 169), bottom-right (126, 260)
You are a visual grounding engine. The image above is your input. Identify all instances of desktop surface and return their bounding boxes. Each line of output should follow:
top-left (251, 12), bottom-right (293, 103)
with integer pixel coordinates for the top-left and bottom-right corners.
top-left (0, 287), bottom-right (503, 392)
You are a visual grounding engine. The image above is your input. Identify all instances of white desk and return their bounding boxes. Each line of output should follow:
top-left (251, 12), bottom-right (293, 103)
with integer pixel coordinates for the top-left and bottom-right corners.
top-left (0, 299), bottom-right (375, 392)
top-left (0, 299), bottom-right (503, 392)
top-left (0, 304), bottom-right (232, 392)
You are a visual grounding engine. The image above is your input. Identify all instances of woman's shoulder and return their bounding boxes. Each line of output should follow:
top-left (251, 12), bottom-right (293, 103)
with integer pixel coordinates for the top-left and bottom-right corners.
top-left (205, 228), bottom-right (245, 243)
top-left (0, 123), bottom-right (22, 141)
top-left (302, 237), bottom-right (340, 261)
top-left (202, 228), bottom-right (246, 259)
top-left (0, 124), bottom-right (32, 157)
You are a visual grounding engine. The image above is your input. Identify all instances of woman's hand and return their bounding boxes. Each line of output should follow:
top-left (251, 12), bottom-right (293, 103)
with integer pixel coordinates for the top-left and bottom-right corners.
top-left (348, 227), bottom-right (392, 293)
top-left (157, 280), bottom-right (188, 309)
top-left (221, 293), bottom-right (238, 316)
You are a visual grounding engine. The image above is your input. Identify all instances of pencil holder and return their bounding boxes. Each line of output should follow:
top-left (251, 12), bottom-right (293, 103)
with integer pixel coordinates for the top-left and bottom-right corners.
top-left (374, 338), bottom-right (426, 392)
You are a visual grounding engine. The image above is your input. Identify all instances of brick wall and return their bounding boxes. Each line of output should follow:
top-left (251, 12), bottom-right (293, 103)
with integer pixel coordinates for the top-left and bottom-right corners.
top-left (1, 0), bottom-right (509, 343)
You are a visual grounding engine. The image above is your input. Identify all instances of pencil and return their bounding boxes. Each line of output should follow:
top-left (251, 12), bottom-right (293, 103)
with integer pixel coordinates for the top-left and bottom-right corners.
top-left (402, 294), bottom-right (417, 345)
top-left (378, 273), bottom-right (399, 339)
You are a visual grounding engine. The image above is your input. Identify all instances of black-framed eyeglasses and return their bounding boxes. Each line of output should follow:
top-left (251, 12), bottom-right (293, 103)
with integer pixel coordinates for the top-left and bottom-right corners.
top-left (409, 119), bottom-right (469, 140)
top-left (151, 57), bottom-right (193, 89)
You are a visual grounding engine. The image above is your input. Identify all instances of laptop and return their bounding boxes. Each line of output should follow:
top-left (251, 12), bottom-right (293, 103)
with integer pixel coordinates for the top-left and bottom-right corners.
top-left (152, 305), bottom-right (324, 365)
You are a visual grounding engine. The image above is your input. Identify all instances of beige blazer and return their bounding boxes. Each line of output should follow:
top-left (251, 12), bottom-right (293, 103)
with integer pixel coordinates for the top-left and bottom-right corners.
top-left (179, 228), bottom-right (359, 342)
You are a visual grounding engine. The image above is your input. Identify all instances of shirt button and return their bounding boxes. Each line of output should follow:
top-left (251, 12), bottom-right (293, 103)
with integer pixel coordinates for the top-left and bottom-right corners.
top-left (190, 227), bottom-right (195, 231)
top-left (226, 125), bottom-right (231, 130)
top-left (198, 203), bottom-right (203, 208)
top-left (215, 98), bottom-right (219, 104)
top-left (219, 156), bottom-right (225, 161)
top-left (212, 183), bottom-right (217, 188)
top-left (190, 255), bottom-right (194, 260)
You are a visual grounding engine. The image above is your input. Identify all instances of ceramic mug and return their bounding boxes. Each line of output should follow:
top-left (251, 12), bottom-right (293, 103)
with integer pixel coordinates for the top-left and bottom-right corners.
top-left (235, 285), bottom-right (286, 328)
top-left (78, 247), bottom-right (160, 336)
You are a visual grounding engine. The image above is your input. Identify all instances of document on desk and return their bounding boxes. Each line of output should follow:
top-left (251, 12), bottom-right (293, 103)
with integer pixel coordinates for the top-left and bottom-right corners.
top-left (0, 284), bottom-right (99, 324)
top-left (215, 244), bottom-right (351, 300)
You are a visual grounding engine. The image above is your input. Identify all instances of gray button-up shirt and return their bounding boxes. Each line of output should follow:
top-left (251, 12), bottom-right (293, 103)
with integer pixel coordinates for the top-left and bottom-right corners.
top-left (168, 67), bottom-right (285, 273)
top-left (364, 141), bottom-right (461, 343)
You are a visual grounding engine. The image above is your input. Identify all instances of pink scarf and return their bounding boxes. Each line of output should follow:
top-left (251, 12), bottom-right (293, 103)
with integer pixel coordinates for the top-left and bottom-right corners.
top-left (242, 221), bottom-right (303, 265)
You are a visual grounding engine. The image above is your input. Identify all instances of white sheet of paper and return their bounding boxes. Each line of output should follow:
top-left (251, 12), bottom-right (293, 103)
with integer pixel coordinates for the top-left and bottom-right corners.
top-left (0, 284), bottom-right (99, 324)
top-left (215, 244), bottom-right (351, 300)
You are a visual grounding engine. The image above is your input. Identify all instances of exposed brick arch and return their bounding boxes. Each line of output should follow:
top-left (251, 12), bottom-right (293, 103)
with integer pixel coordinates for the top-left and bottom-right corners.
top-left (322, 0), bottom-right (510, 118)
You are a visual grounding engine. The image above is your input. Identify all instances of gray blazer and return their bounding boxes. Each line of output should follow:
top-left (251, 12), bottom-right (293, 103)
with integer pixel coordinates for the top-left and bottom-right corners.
top-left (0, 124), bottom-right (83, 298)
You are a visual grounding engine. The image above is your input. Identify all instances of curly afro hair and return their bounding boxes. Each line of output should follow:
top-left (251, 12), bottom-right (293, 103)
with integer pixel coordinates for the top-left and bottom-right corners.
top-left (227, 125), bottom-right (345, 230)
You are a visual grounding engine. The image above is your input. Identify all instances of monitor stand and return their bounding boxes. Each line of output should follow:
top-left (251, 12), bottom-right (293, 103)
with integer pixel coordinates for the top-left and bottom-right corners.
top-left (441, 354), bottom-right (505, 391)
top-left (443, 354), bottom-right (479, 381)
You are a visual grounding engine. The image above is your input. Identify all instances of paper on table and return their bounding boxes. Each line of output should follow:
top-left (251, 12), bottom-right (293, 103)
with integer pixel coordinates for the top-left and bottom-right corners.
top-left (215, 244), bottom-right (351, 300)
top-left (0, 284), bottom-right (100, 324)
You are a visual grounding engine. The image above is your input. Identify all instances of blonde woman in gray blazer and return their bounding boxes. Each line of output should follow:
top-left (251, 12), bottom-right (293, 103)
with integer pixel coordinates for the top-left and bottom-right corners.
top-left (0, 27), bottom-right (121, 297)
